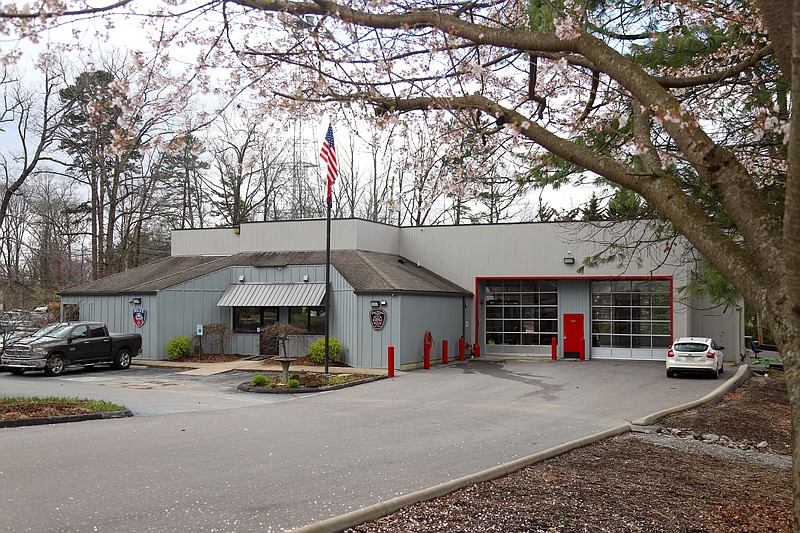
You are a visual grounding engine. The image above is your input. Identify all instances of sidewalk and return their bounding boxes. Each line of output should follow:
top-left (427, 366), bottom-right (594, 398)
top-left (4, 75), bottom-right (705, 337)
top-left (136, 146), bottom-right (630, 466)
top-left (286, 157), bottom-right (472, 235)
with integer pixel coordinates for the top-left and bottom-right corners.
top-left (132, 357), bottom-right (388, 376)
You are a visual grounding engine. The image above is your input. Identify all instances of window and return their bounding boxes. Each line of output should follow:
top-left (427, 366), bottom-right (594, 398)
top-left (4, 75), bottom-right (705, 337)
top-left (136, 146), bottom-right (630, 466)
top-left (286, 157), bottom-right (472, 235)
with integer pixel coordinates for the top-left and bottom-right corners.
top-left (485, 279), bottom-right (558, 346)
top-left (89, 324), bottom-right (106, 337)
top-left (71, 325), bottom-right (90, 339)
top-left (591, 279), bottom-right (670, 349)
top-left (233, 307), bottom-right (279, 333)
top-left (289, 306), bottom-right (326, 335)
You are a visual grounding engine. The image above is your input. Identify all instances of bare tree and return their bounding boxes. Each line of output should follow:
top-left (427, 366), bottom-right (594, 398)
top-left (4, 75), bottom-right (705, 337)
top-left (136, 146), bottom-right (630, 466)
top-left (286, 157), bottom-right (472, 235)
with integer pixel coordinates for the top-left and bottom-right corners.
top-left (0, 61), bottom-right (70, 230)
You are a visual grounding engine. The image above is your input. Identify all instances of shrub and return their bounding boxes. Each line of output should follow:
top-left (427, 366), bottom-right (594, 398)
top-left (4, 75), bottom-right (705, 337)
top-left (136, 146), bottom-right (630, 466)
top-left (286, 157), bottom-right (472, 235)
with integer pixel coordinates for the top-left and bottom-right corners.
top-left (260, 323), bottom-right (309, 357)
top-left (166, 336), bottom-right (192, 361)
top-left (306, 337), bottom-right (342, 364)
top-left (202, 323), bottom-right (233, 356)
top-left (287, 378), bottom-right (301, 388)
top-left (251, 374), bottom-right (269, 386)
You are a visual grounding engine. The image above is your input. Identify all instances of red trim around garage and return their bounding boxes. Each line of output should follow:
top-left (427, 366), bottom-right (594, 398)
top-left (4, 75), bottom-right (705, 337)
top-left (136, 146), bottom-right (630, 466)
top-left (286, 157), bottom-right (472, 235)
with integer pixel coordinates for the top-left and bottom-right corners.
top-left (472, 275), bottom-right (675, 351)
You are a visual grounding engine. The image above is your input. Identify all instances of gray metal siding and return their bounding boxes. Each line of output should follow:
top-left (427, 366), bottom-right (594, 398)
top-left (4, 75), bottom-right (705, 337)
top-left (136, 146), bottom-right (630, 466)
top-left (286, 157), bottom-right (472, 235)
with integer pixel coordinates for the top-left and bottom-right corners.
top-left (558, 279), bottom-right (591, 359)
top-left (59, 294), bottom-right (158, 359)
top-left (172, 219), bottom-right (401, 256)
top-left (221, 265), bottom-right (354, 359)
top-left (353, 294), bottom-right (395, 369)
top-left (688, 295), bottom-right (744, 362)
top-left (399, 294), bottom-right (464, 367)
top-left (159, 218), bottom-right (731, 367)
top-left (397, 223), bottom-right (694, 347)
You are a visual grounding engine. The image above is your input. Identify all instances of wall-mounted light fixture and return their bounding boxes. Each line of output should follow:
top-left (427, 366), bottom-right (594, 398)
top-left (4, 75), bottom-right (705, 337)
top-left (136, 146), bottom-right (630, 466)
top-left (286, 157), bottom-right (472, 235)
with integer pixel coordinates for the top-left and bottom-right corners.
top-left (380, 300), bottom-right (387, 306)
top-left (563, 257), bottom-right (575, 265)
top-left (238, 275), bottom-right (245, 283)
top-left (130, 297), bottom-right (142, 305)
top-left (370, 300), bottom-right (381, 308)
top-left (233, 226), bottom-right (241, 235)
top-left (303, 275), bottom-right (309, 282)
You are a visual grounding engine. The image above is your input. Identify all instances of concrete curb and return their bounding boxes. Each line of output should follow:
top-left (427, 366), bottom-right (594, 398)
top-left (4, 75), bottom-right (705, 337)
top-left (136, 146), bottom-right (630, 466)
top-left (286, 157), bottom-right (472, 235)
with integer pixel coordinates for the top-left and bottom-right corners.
top-left (290, 365), bottom-right (751, 533)
top-left (631, 363), bottom-right (751, 426)
top-left (0, 409), bottom-right (133, 429)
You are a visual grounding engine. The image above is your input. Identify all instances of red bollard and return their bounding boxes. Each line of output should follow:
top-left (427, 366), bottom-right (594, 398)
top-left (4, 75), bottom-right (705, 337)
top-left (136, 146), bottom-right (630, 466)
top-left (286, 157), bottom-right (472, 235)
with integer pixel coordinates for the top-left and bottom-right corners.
top-left (442, 339), bottom-right (449, 365)
top-left (459, 337), bottom-right (465, 361)
top-left (424, 341), bottom-right (431, 369)
top-left (551, 337), bottom-right (557, 360)
top-left (474, 343), bottom-right (480, 358)
top-left (388, 346), bottom-right (395, 378)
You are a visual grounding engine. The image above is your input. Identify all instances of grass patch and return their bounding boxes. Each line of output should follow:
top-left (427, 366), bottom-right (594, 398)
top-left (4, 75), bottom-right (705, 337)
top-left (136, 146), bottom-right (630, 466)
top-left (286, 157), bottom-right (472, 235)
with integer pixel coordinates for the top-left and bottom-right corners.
top-left (0, 396), bottom-right (126, 412)
top-left (325, 374), bottom-right (362, 385)
top-left (752, 358), bottom-right (782, 365)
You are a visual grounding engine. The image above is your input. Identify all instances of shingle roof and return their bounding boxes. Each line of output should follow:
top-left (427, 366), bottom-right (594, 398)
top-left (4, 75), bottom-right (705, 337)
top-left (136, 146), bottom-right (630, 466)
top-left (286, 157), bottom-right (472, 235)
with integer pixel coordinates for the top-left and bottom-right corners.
top-left (60, 250), bottom-right (471, 297)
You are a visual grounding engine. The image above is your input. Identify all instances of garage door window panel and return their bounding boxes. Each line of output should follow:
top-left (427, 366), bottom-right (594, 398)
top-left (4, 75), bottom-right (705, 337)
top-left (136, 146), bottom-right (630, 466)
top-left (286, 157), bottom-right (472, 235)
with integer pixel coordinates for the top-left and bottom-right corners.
top-left (591, 279), bottom-right (671, 350)
top-left (483, 279), bottom-right (559, 347)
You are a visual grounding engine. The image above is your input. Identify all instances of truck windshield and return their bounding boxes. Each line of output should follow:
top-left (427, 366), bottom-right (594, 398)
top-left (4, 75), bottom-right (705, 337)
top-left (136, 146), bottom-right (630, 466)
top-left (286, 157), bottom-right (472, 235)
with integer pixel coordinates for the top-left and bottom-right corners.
top-left (47, 324), bottom-right (77, 339)
top-left (31, 323), bottom-right (65, 338)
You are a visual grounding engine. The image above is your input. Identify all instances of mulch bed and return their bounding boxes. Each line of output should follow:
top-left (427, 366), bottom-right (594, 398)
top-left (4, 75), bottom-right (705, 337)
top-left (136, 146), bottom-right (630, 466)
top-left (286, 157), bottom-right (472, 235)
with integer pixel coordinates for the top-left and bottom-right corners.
top-left (238, 370), bottom-right (382, 394)
top-left (173, 354), bottom-right (248, 363)
top-left (0, 401), bottom-right (108, 420)
top-left (264, 356), bottom-right (351, 367)
top-left (348, 372), bottom-right (794, 533)
top-left (170, 355), bottom-right (352, 367)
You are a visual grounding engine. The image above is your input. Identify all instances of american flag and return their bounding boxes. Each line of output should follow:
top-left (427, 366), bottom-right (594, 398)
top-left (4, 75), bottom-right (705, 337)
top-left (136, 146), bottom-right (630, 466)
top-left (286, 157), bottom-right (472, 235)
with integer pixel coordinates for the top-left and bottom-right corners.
top-left (320, 124), bottom-right (338, 204)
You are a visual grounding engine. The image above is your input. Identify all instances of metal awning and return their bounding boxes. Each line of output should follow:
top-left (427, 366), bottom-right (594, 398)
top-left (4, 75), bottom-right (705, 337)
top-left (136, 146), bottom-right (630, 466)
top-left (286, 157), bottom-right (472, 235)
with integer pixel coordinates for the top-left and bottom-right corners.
top-left (216, 283), bottom-right (326, 307)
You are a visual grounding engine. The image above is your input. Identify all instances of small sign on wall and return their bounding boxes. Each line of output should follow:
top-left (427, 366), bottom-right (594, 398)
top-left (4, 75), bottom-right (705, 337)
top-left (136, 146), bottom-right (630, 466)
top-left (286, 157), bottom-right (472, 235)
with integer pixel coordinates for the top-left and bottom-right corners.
top-left (196, 324), bottom-right (204, 336)
top-left (369, 308), bottom-right (386, 331)
top-left (132, 308), bottom-right (147, 328)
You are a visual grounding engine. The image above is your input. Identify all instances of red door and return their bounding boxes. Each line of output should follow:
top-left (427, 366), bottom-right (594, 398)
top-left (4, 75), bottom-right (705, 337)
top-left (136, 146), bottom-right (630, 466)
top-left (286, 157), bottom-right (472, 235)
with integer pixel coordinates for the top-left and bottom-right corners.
top-left (563, 314), bottom-right (585, 360)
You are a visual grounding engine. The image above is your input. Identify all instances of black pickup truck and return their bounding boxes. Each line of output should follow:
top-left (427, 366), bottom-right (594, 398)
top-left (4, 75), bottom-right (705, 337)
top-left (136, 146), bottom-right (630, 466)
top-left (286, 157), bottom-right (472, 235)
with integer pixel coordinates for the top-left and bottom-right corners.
top-left (1, 321), bottom-right (142, 376)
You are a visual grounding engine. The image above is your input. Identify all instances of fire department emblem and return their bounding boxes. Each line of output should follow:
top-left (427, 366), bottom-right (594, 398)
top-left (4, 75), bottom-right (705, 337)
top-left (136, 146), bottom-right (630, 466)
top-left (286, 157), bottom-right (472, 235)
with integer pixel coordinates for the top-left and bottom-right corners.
top-left (369, 308), bottom-right (386, 331)
top-left (132, 307), bottom-right (147, 328)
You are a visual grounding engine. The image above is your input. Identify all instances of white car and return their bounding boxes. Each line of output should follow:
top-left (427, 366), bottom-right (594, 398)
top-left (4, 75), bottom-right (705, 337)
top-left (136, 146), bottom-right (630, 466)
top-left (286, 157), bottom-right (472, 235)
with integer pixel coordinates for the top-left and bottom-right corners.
top-left (666, 337), bottom-right (724, 378)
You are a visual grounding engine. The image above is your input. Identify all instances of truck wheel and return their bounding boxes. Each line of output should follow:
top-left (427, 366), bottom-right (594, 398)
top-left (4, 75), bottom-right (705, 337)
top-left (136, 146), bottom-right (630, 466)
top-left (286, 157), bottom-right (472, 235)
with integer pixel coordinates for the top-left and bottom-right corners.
top-left (44, 355), bottom-right (66, 376)
top-left (113, 349), bottom-right (132, 370)
top-left (9, 368), bottom-right (26, 375)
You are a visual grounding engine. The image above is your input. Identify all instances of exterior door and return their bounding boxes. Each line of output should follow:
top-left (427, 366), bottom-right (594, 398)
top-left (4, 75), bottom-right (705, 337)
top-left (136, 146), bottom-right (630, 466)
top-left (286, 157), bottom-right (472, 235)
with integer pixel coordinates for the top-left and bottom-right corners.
top-left (66, 324), bottom-right (92, 363)
top-left (563, 314), bottom-right (585, 360)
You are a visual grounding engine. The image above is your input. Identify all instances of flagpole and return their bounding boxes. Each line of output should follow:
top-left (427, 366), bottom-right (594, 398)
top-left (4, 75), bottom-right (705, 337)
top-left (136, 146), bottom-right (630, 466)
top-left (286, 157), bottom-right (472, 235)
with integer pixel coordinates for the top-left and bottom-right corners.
top-left (324, 195), bottom-right (331, 375)
top-left (320, 123), bottom-right (337, 376)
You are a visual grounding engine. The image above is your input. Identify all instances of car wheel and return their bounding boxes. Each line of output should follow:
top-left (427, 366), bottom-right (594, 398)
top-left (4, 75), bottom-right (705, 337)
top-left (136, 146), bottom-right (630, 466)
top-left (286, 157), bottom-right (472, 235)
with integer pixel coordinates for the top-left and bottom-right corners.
top-left (666, 369), bottom-right (675, 378)
top-left (44, 355), bottom-right (66, 376)
top-left (9, 368), bottom-right (26, 375)
top-left (112, 349), bottom-right (132, 370)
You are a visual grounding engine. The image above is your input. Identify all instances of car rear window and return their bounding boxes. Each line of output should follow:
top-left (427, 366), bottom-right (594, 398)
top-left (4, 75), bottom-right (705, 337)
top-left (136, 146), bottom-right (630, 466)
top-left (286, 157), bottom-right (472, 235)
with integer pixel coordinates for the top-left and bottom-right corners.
top-left (673, 342), bottom-right (708, 352)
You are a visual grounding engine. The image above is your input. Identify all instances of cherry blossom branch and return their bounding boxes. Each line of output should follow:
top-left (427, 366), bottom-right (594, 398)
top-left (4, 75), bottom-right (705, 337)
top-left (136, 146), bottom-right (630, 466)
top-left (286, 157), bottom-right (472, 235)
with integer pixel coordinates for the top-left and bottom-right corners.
top-left (369, 91), bottom-right (766, 306)
top-left (0, 0), bottom-right (133, 19)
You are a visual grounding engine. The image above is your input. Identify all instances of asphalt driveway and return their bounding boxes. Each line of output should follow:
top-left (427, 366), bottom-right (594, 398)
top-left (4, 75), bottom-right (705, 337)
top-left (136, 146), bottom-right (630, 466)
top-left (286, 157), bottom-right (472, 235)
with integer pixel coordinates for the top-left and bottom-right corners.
top-left (0, 364), bottom-right (287, 416)
top-left (0, 359), bottom-right (731, 532)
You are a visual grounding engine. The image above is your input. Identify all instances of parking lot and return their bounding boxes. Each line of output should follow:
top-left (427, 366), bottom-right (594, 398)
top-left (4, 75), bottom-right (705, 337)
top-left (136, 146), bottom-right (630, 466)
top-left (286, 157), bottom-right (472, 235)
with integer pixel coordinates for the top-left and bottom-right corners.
top-left (0, 364), bottom-right (286, 416)
top-left (0, 359), bottom-right (733, 532)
